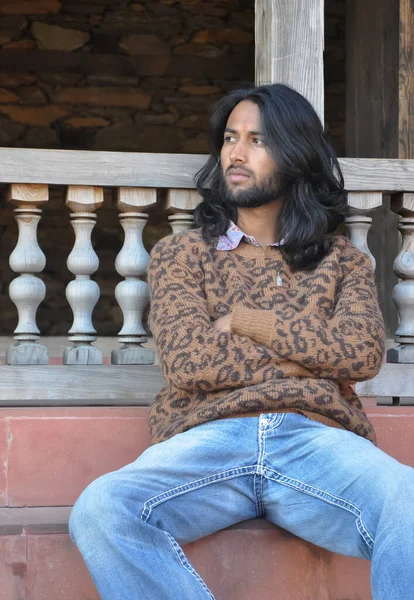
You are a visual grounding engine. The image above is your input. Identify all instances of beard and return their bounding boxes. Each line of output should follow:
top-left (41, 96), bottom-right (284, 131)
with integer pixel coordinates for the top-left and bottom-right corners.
top-left (218, 167), bottom-right (287, 209)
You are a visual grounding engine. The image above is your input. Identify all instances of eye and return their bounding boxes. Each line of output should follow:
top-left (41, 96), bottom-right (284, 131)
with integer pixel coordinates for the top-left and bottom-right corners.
top-left (252, 137), bottom-right (264, 145)
top-left (224, 134), bottom-right (236, 143)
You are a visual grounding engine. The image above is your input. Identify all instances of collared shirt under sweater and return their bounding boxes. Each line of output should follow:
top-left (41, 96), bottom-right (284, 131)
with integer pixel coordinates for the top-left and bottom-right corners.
top-left (147, 226), bottom-right (385, 446)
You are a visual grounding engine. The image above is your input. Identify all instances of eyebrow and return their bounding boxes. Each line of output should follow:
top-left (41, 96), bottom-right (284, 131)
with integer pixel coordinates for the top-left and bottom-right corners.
top-left (224, 127), bottom-right (264, 136)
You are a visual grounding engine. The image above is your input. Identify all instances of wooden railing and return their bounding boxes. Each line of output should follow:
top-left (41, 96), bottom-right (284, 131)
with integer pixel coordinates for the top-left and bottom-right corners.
top-left (0, 148), bottom-right (414, 405)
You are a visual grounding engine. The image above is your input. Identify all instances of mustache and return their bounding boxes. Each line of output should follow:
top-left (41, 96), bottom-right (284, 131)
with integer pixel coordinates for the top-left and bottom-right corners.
top-left (225, 165), bottom-right (254, 177)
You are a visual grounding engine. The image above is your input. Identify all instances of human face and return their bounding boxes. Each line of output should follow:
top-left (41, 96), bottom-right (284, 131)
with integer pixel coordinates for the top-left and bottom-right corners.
top-left (219, 100), bottom-right (283, 208)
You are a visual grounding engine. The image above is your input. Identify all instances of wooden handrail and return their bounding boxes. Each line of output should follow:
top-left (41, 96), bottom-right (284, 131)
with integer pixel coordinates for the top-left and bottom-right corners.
top-left (2, 147), bottom-right (414, 191)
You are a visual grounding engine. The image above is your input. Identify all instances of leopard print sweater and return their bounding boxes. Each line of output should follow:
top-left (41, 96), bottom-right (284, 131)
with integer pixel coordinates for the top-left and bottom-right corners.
top-left (147, 229), bottom-right (385, 445)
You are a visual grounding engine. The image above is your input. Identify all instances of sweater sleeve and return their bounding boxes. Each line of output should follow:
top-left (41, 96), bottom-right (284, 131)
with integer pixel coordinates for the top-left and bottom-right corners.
top-left (148, 237), bottom-right (293, 392)
top-left (230, 251), bottom-right (385, 382)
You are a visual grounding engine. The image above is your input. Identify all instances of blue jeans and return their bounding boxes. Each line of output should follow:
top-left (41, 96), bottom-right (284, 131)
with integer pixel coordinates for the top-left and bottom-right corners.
top-left (69, 413), bottom-right (414, 599)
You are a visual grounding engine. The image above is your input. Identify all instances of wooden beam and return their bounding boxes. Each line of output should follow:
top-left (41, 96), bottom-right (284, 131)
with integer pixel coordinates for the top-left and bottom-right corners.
top-left (255, 0), bottom-right (324, 121)
top-left (0, 148), bottom-right (206, 188)
top-left (0, 365), bottom-right (165, 403)
top-left (2, 148), bottom-right (414, 191)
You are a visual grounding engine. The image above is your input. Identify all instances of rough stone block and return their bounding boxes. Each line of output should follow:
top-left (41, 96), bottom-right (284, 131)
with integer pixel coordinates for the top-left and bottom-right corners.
top-left (0, 88), bottom-right (19, 103)
top-left (31, 22), bottom-right (90, 52)
top-left (0, 73), bottom-right (36, 88)
top-left (65, 116), bottom-right (109, 128)
top-left (0, 0), bottom-right (62, 15)
top-left (119, 34), bottom-right (170, 57)
top-left (179, 84), bottom-right (221, 95)
top-left (192, 29), bottom-right (253, 44)
top-left (53, 86), bottom-right (151, 109)
top-left (16, 87), bottom-right (47, 105)
top-left (0, 105), bottom-right (69, 126)
top-left (0, 116), bottom-right (25, 146)
top-left (173, 43), bottom-right (225, 58)
top-left (5, 39), bottom-right (37, 49)
top-left (24, 125), bottom-right (61, 148)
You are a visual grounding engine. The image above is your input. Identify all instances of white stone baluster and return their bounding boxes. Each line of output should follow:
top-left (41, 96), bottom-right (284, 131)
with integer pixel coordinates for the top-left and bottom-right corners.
top-left (166, 189), bottom-right (200, 233)
top-left (111, 187), bottom-right (157, 365)
top-left (345, 192), bottom-right (383, 270)
top-left (387, 193), bottom-right (414, 364)
top-left (63, 186), bottom-right (103, 365)
top-left (7, 184), bottom-right (49, 365)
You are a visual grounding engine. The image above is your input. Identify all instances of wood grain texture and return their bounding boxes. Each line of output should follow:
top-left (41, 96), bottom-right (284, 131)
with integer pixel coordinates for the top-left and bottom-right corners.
top-left (2, 148), bottom-right (414, 192)
top-left (346, 0), bottom-right (399, 158)
top-left (7, 183), bottom-right (48, 205)
top-left (0, 365), bottom-right (165, 403)
top-left (347, 191), bottom-right (383, 211)
top-left (398, 0), bottom-right (414, 159)
top-left (166, 189), bottom-right (201, 212)
top-left (117, 187), bottom-right (157, 212)
top-left (255, 0), bottom-right (324, 121)
top-left (66, 185), bottom-right (104, 212)
top-left (0, 148), bottom-right (206, 188)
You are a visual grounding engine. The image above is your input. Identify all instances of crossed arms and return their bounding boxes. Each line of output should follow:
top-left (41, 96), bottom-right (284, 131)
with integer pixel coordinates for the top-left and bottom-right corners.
top-left (148, 239), bottom-right (385, 393)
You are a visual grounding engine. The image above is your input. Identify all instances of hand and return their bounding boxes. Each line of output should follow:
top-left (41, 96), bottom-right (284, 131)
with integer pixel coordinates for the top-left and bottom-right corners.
top-left (212, 313), bottom-right (232, 333)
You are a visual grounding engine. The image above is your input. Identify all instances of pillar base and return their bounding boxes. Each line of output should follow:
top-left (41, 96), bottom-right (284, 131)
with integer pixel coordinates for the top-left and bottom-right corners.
top-left (63, 344), bottom-right (103, 365)
top-left (111, 344), bottom-right (155, 365)
top-left (6, 342), bottom-right (48, 366)
top-left (387, 344), bottom-right (414, 363)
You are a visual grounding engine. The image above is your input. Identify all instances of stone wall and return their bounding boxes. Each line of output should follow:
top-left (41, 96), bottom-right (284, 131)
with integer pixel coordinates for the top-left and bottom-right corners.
top-left (0, 0), bottom-right (346, 337)
top-left (0, 0), bottom-right (255, 153)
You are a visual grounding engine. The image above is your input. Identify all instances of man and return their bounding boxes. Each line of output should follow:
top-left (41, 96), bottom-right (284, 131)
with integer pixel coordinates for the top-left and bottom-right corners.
top-left (69, 84), bottom-right (414, 600)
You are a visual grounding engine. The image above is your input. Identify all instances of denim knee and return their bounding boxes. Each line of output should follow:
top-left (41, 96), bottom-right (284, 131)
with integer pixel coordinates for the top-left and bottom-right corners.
top-left (69, 474), bottom-right (125, 546)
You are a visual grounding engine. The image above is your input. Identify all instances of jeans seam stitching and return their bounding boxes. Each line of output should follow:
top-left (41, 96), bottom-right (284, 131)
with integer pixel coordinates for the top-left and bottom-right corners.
top-left (267, 413), bottom-right (285, 431)
top-left (141, 465), bottom-right (257, 522)
top-left (164, 531), bottom-right (215, 599)
top-left (264, 466), bottom-right (375, 551)
top-left (254, 419), bottom-right (265, 517)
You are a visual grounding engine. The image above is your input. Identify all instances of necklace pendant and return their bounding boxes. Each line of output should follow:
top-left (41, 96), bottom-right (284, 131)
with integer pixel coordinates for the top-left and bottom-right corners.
top-left (276, 271), bottom-right (283, 287)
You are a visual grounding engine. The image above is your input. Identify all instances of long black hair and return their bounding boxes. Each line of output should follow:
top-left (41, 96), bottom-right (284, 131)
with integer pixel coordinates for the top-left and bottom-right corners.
top-left (194, 84), bottom-right (347, 271)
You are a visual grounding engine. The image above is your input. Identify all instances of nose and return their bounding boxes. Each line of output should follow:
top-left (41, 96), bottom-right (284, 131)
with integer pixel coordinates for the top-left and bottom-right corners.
top-left (229, 139), bottom-right (247, 164)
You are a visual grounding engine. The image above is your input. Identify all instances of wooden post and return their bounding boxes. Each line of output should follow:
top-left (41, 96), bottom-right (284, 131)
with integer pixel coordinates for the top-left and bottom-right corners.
top-left (255, 0), bottom-right (325, 122)
top-left (166, 189), bottom-right (200, 233)
top-left (387, 193), bottom-right (414, 363)
top-left (63, 186), bottom-right (104, 365)
top-left (6, 184), bottom-right (49, 365)
top-left (347, 0), bottom-right (414, 339)
top-left (345, 192), bottom-right (383, 270)
top-left (111, 187), bottom-right (157, 366)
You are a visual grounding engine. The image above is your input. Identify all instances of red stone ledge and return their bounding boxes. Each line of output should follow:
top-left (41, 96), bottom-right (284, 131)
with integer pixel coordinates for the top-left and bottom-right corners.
top-left (1, 405), bottom-right (414, 508)
top-left (0, 525), bottom-right (372, 600)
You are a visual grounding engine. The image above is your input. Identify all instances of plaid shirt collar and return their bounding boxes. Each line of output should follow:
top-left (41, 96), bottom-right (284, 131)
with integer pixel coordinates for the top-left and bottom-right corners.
top-left (217, 220), bottom-right (282, 251)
